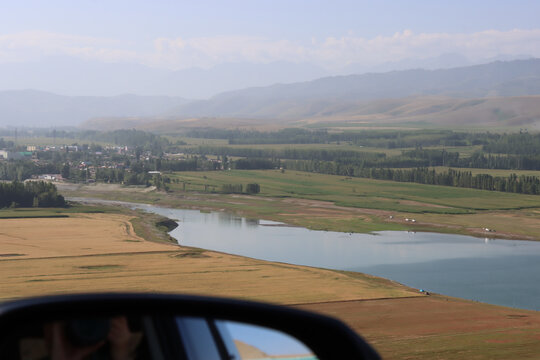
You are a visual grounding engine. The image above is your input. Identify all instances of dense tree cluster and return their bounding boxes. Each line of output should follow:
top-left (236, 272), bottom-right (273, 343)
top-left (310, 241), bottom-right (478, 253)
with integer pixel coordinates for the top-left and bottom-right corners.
top-left (233, 158), bottom-right (275, 170)
top-left (245, 183), bottom-right (261, 194)
top-left (159, 159), bottom-right (198, 171)
top-left (0, 181), bottom-right (65, 208)
top-left (482, 133), bottom-right (540, 155)
top-left (0, 161), bottom-right (59, 181)
top-left (218, 183), bottom-right (261, 194)
top-left (220, 184), bottom-right (243, 193)
top-left (76, 129), bottom-right (170, 155)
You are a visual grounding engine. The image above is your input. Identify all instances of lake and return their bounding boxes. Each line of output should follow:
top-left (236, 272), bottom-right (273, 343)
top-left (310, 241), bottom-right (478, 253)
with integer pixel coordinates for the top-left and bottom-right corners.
top-left (72, 198), bottom-right (540, 311)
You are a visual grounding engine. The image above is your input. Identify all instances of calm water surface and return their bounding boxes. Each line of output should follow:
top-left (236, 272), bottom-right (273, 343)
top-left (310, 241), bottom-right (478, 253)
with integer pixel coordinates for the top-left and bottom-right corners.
top-left (72, 199), bottom-right (540, 311)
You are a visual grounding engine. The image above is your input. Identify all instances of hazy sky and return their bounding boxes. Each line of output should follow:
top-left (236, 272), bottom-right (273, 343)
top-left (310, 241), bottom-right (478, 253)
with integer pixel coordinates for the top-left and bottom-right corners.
top-left (1, 0), bottom-right (540, 70)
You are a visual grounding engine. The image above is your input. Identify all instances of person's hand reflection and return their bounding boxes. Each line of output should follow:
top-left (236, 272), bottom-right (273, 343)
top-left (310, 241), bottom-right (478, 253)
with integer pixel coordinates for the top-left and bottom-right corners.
top-left (44, 322), bottom-right (105, 360)
top-left (108, 316), bottom-right (140, 360)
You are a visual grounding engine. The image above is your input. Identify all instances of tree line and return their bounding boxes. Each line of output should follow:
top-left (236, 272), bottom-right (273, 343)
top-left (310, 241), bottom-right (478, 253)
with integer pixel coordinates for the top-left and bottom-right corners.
top-left (188, 146), bottom-right (386, 162)
top-left (282, 159), bottom-right (540, 195)
top-left (186, 146), bottom-right (540, 171)
top-left (179, 128), bottom-right (530, 148)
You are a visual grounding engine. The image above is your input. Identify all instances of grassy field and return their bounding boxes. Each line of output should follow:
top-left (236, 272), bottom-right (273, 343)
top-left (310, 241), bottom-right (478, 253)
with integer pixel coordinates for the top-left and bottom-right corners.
top-left (166, 170), bottom-right (539, 209)
top-left (167, 137), bottom-right (407, 156)
top-left (0, 205), bottom-right (117, 218)
top-left (193, 142), bottom-right (403, 155)
top-left (171, 138), bottom-right (483, 158)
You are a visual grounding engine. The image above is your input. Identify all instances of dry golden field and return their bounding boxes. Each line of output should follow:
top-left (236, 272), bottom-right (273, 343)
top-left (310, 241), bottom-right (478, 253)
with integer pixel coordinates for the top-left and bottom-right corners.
top-left (0, 215), bottom-right (417, 302)
top-left (3, 213), bottom-right (540, 359)
top-left (0, 214), bottom-right (176, 259)
top-left (300, 297), bottom-right (540, 360)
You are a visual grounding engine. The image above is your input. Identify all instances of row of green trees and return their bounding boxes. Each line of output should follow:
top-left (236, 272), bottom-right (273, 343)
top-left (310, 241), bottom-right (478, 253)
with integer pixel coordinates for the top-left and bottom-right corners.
top-left (220, 183), bottom-right (260, 194)
top-left (282, 159), bottom-right (540, 195)
top-left (181, 128), bottom-right (533, 148)
top-left (185, 145), bottom-right (540, 171)
top-left (188, 146), bottom-right (386, 162)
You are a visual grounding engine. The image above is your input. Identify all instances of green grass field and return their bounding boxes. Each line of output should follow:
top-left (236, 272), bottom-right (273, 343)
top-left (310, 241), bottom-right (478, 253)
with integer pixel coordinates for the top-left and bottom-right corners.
top-left (168, 170), bottom-right (540, 211)
top-left (0, 204), bottom-right (119, 218)
top-left (168, 137), bottom-right (487, 159)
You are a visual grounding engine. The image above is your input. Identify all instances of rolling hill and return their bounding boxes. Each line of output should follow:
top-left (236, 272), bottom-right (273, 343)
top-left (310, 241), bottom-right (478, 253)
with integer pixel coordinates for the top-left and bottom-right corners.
top-left (166, 59), bottom-right (540, 120)
top-left (82, 95), bottom-right (540, 132)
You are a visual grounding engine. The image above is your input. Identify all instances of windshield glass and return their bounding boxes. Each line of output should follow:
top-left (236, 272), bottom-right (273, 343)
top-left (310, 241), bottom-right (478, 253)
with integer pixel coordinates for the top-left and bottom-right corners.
top-left (1, 1), bottom-right (540, 359)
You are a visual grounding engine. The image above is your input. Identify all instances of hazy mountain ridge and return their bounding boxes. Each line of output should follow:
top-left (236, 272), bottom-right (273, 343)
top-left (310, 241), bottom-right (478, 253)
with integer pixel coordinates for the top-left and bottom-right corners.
top-left (0, 58), bottom-right (329, 99)
top-left (82, 95), bottom-right (540, 132)
top-left (296, 95), bottom-right (540, 127)
top-left (0, 90), bottom-right (189, 127)
top-left (3, 59), bottom-right (540, 129)
top-left (168, 59), bottom-right (540, 119)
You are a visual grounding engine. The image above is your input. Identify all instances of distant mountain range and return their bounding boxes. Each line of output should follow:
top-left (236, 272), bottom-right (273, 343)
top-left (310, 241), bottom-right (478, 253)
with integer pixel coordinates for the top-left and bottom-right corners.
top-left (2, 59), bottom-right (540, 129)
top-left (83, 95), bottom-right (540, 132)
top-left (167, 59), bottom-right (540, 120)
top-left (0, 58), bottom-right (329, 99)
top-left (0, 90), bottom-right (188, 127)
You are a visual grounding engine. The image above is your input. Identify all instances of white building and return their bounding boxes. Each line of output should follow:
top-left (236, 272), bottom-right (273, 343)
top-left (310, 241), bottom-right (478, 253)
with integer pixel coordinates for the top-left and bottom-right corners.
top-left (0, 150), bottom-right (23, 160)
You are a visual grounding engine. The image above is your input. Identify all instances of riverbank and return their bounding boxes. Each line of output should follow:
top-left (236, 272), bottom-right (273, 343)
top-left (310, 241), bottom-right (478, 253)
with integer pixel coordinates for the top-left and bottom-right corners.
top-left (57, 170), bottom-right (540, 241)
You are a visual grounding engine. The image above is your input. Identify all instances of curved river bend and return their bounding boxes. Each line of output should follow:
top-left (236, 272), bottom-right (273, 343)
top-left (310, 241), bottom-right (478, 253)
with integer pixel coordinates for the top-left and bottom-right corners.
top-left (73, 199), bottom-right (540, 311)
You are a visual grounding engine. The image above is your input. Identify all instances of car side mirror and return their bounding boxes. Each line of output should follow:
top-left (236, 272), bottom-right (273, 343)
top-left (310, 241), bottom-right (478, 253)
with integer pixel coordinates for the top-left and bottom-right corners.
top-left (0, 293), bottom-right (380, 360)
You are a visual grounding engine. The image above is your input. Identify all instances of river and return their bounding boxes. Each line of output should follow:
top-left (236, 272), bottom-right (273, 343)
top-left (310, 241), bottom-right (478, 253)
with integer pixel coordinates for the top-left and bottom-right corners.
top-left (72, 198), bottom-right (540, 311)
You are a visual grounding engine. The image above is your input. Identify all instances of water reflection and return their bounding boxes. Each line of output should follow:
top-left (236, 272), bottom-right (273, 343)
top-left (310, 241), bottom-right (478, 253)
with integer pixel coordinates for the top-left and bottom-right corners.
top-left (245, 218), bottom-right (260, 228)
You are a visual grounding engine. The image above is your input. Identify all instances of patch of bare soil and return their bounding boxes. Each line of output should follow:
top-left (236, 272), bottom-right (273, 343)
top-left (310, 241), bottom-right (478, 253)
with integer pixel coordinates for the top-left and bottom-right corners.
top-left (57, 183), bottom-right (157, 194)
top-left (281, 198), bottom-right (392, 216)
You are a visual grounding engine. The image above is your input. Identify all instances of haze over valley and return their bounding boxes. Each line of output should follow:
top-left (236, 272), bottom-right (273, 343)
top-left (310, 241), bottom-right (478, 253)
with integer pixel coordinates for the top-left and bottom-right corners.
top-left (2, 58), bottom-right (540, 130)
